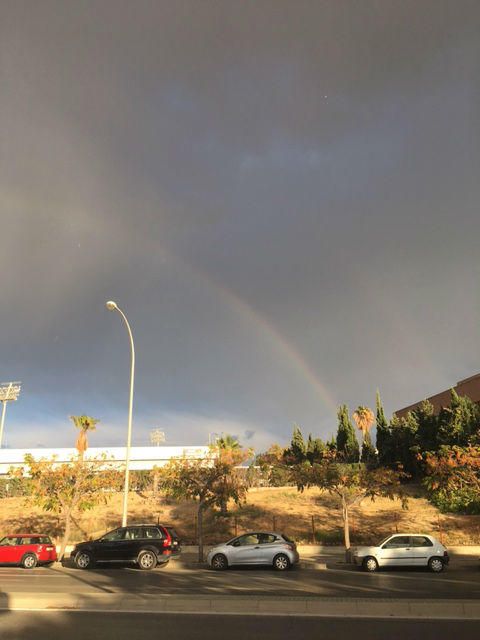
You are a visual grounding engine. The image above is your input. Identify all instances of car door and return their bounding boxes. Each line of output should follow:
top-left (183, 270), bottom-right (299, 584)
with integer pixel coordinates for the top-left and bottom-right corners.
top-left (379, 536), bottom-right (413, 567)
top-left (254, 534), bottom-right (279, 564)
top-left (0, 537), bottom-right (20, 564)
top-left (410, 535), bottom-right (434, 566)
top-left (228, 534), bottom-right (261, 565)
top-left (119, 527), bottom-right (144, 561)
top-left (94, 528), bottom-right (127, 561)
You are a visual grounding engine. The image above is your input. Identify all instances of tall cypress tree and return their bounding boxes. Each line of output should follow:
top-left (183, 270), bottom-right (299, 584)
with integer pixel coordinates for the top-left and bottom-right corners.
top-left (306, 434), bottom-right (326, 464)
top-left (375, 390), bottom-right (392, 465)
top-left (288, 425), bottom-right (307, 464)
top-left (336, 405), bottom-right (360, 463)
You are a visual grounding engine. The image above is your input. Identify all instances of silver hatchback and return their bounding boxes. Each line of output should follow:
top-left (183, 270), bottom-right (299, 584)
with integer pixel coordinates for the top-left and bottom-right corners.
top-left (207, 531), bottom-right (299, 571)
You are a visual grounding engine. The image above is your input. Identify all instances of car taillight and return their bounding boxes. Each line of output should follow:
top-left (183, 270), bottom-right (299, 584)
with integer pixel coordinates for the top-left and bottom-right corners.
top-left (46, 546), bottom-right (54, 551)
top-left (283, 544), bottom-right (294, 551)
top-left (162, 533), bottom-right (172, 547)
top-left (444, 551), bottom-right (449, 557)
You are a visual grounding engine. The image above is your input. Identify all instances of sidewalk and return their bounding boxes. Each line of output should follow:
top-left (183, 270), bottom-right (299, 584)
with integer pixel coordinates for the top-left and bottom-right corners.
top-left (1, 592), bottom-right (479, 619)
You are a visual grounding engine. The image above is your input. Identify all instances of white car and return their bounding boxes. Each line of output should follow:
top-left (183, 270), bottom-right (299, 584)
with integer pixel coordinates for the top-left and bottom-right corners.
top-left (206, 531), bottom-right (299, 571)
top-left (353, 534), bottom-right (449, 573)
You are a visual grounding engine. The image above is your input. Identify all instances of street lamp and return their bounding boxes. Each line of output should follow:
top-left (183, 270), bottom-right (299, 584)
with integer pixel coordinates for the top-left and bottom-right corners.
top-left (106, 300), bottom-right (135, 527)
top-left (0, 382), bottom-right (21, 448)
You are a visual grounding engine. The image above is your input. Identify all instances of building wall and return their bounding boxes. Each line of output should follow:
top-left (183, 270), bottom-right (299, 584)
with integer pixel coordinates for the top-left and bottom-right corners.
top-left (395, 373), bottom-right (480, 419)
top-left (0, 446), bottom-right (210, 475)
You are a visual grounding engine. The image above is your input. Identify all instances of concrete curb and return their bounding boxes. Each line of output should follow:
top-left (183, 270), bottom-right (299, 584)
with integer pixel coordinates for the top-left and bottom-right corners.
top-left (1, 593), bottom-right (479, 619)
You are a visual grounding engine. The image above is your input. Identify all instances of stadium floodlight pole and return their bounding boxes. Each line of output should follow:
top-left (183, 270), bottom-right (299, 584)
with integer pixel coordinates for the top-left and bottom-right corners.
top-left (105, 301), bottom-right (135, 527)
top-left (0, 382), bottom-right (22, 448)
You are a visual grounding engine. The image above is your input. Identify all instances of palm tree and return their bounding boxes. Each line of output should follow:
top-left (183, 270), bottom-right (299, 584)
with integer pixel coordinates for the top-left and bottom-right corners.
top-left (70, 415), bottom-right (99, 459)
top-left (352, 406), bottom-right (376, 465)
top-left (215, 434), bottom-right (241, 515)
top-left (217, 434), bottom-right (240, 450)
top-left (352, 406), bottom-right (375, 440)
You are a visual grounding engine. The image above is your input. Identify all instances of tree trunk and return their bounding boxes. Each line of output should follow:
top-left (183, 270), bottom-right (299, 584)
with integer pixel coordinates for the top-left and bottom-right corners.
top-left (342, 494), bottom-right (352, 563)
top-left (197, 503), bottom-right (205, 563)
top-left (59, 510), bottom-right (72, 563)
top-left (152, 469), bottom-right (159, 498)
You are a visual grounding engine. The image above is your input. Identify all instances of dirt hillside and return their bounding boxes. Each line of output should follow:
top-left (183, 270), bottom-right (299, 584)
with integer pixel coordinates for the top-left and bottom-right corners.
top-left (1, 486), bottom-right (479, 546)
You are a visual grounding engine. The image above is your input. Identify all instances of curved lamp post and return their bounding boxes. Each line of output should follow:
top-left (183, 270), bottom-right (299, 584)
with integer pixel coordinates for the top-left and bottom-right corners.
top-left (106, 300), bottom-right (135, 527)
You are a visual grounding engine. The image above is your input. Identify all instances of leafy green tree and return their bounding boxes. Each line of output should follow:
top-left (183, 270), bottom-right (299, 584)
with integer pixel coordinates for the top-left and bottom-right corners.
top-left (160, 446), bottom-right (251, 561)
top-left (360, 430), bottom-right (378, 466)
top-left (17, 453), bottom-right (119, 560)
top-left (389, 413), bottom-right (420, 476)
top-left (256, 444), bottom-right (291, 486)
top-left (336, 405), bottom-right (360, 463)
top-left (437, 390), bottom-right (480, 447)
top-left (413, 400), bottom-right (437, 452)
top-left (422, 445), bottom-right (480, 514)
top-left (291, 460), bottom-right (408, 558)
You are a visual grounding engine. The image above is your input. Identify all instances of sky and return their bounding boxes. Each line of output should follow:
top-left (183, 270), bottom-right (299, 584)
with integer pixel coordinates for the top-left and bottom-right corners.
top-left (1, 1), bottom-right (480, 452)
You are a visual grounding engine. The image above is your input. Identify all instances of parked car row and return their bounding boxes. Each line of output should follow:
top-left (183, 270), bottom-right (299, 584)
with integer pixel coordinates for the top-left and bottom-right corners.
top-left (0, 528), bottom-right (453, 574)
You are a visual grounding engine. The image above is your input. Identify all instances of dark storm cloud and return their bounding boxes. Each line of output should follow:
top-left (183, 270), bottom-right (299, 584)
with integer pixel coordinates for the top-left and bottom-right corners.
top-left (1, 1), bottom-right (479, 448)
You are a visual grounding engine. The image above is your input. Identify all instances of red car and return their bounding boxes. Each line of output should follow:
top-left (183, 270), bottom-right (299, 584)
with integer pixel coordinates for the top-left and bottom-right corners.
top-left (0, 534), bottom-right (57, 568)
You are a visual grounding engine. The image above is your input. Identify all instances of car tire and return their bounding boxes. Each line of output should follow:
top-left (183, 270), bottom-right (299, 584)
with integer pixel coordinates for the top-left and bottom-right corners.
top-left (428, 556), bottom-right (444, 573)
top-left (75, 551), bottom-right (94, 570)
top-left (137, 550), bottom-right (157, 571)
top-left (273, 554), bottom-right (290, 571)
top-left (211, 554), bottom-right (228, 570)
top-left (22, 554), bottom-right (38, 569)
top-left (362, 556), bottom-right (379, 572)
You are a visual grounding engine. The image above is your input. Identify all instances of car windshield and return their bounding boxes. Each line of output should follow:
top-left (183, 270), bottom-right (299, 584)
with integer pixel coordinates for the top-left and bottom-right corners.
top-left (377, 535), bottom-right (393, 547)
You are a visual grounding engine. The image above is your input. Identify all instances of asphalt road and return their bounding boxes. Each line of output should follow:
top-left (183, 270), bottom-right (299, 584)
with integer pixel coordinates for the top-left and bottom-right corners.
top-left (0, 561), bottom-right (479, 599)
top-left (1, 611), bottom-right (479, 640)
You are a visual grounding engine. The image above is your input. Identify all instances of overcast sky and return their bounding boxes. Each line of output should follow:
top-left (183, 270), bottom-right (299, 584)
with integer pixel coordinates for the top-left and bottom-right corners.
top-left (1, 1), bottom-right (479, 451)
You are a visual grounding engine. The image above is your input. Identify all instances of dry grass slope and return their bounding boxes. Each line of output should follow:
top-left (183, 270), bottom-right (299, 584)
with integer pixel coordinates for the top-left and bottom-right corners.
top-left (1, 486), bottom-right (479, 546)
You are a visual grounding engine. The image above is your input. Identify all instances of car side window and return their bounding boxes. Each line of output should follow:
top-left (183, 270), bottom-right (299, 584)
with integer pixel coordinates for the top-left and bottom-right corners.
top-left (382, 536), bottom-right (411, 549)
top-left (124, 527), bottom-right (143, 540)
top-left (411, 536), bottom-right (433, 547)
top-left (101, 528), bottom-right (126, 542)
top-left (235, 534), bottom-right (259, 546)
top-left (258, 534), bottom-right (276, 544)
top-left (19, 538), bottom-right (34, 545)
top-left (143, 527), bottom-right (162, 539)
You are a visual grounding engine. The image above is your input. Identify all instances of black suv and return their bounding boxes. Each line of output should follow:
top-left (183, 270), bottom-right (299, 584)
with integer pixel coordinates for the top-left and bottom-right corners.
top-left (71, 524), bottom-right (181, 570)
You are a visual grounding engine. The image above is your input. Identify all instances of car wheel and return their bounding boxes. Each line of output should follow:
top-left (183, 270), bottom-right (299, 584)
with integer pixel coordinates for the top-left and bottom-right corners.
top-left (75, 551), bottom-right (93, 570)
top-left (362, 556), bottom-right (379, 572)
top-left (428, 557), bottom-right (444, 573)
top-left (211, 554), bottom-right (228, 570)
top-left (22, 554), bottom-right (37, 569)
top-left (138, 550), bottom-right (157, 570)
top-left (273, 554), bottom-right (290, 571)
